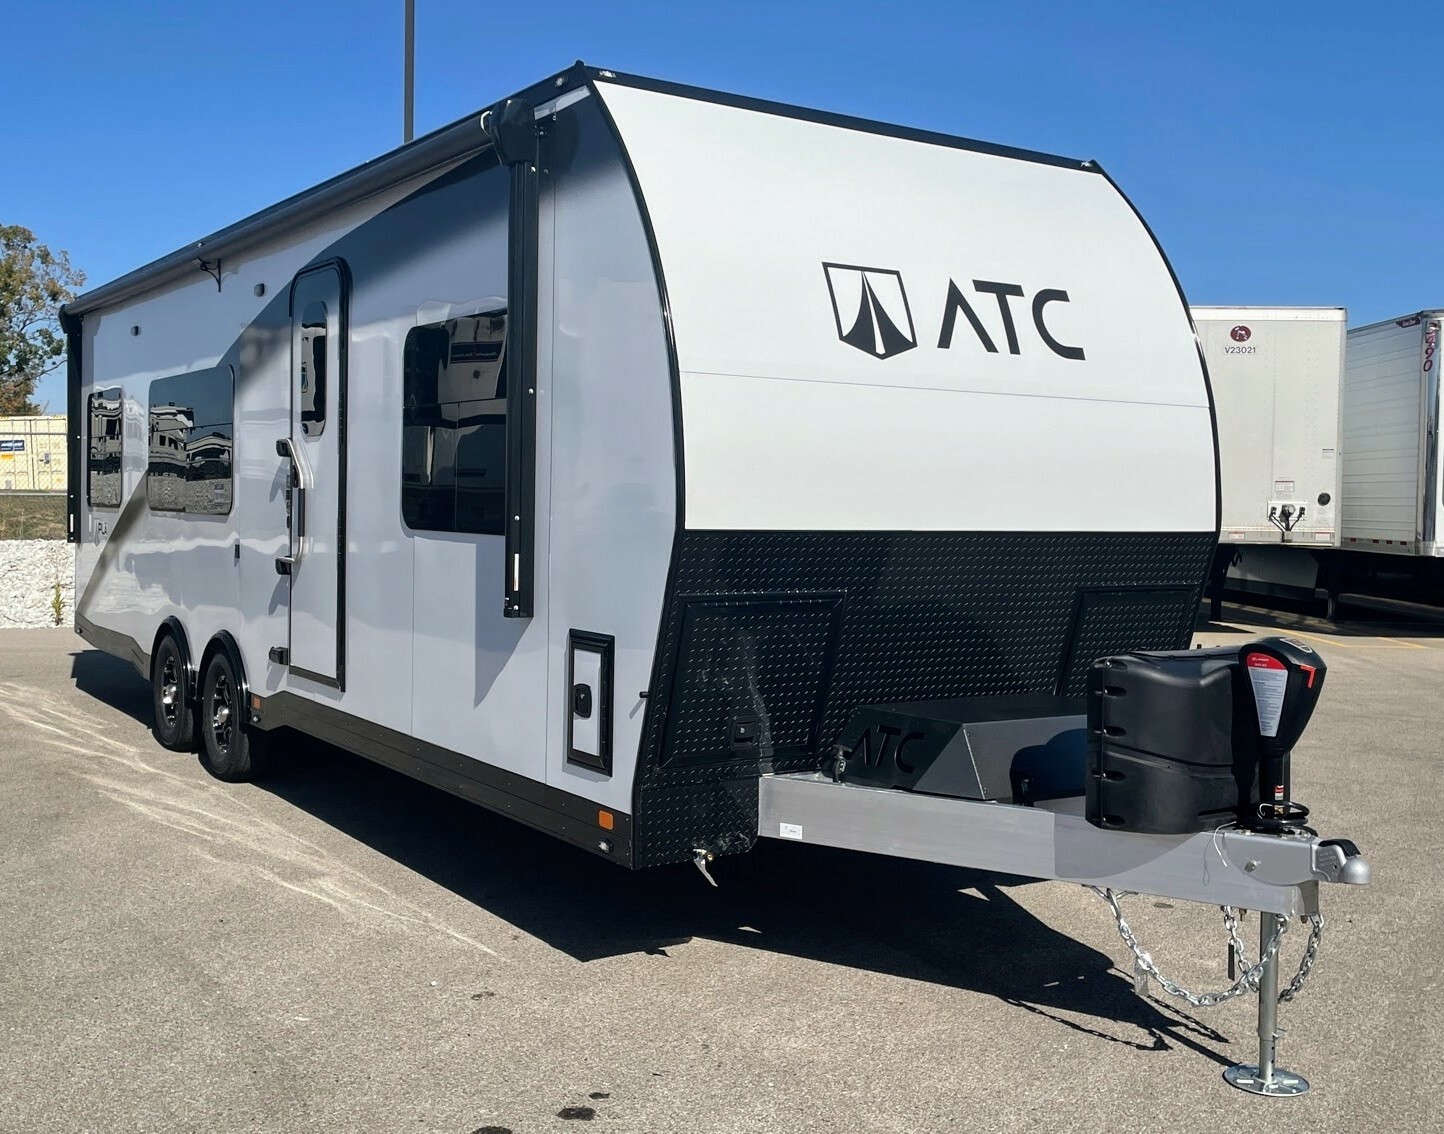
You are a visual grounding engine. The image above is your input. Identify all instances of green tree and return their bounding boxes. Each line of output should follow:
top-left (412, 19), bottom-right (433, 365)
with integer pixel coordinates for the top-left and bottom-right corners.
top-left (1, 225), bottom-right (86, 415)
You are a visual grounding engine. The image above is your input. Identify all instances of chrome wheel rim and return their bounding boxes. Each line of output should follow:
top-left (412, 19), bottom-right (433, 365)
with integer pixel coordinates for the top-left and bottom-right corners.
top-left (159, 654), bottom-right (180, 728)
top-left (211, 671), bottom-right (234, 753)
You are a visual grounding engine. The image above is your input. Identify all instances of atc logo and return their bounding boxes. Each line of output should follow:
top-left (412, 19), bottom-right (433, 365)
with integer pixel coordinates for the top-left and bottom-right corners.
top-left (823, 263), bottom-right (918, 359)
top-left (1230, 325), bottom-right (1252, 343)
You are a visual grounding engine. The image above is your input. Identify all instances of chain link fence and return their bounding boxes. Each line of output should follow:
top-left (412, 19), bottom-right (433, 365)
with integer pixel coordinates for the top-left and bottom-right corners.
top-left (0, 415), bottom-right (66, 493)
top-left (0, 415), bottom-right (68, 540)
top-left (0, 494), bottom-right (66, 540)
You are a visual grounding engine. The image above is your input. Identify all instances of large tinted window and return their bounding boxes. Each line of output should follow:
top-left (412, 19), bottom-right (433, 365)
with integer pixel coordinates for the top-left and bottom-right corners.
top-left (147, 365), bottom-right (234, 516)
top-left (402, 312), bottom-right (507, 534)
top-left (86, 387), bottom-right (124, 507)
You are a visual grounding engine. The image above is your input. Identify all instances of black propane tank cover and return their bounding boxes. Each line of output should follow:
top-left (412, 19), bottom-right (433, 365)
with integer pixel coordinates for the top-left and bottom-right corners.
top-left (1085, 647), bottom-right (1258, 834)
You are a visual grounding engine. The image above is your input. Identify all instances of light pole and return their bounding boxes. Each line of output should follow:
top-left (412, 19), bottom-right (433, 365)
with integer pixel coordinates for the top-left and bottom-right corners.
top-left (403, 0), bottom-right (415, 143)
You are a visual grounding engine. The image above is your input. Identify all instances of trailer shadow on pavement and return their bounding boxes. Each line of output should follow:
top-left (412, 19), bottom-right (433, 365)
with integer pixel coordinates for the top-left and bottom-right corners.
top-left (261, 738), bottom-right (1235, 1067)
top-left (66, 646), bottom-right (1237, 1067)
top-left (71, 647), bottom-right (152, 726)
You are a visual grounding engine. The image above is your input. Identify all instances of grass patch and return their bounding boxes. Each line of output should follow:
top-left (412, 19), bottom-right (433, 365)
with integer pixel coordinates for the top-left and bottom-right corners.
top-left (0, 494), bottom-right (67, 540)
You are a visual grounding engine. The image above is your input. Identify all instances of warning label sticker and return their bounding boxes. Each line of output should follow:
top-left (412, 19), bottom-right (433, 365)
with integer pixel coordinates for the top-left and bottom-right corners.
top-left (1245, 652), bottom-right (1288, 738)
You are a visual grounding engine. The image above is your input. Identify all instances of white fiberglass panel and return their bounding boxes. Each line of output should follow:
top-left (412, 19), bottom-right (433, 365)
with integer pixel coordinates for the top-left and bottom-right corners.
top-left (681, 375), bottom-right (1214, 532)
top-left (598, 82), bottom-right (1214, 533)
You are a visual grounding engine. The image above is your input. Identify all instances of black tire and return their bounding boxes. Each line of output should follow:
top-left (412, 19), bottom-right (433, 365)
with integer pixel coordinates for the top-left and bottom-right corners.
top-left (151, 634), bottom-right (198, 752)
top-left (198, 649), bottom-right (270, 782)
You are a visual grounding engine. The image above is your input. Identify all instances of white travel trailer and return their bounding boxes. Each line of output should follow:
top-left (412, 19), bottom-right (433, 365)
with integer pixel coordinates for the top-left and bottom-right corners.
top-left (64, 67), bottom-right (1368, 1092)
top-left (1191, 307), bottom-right (1346, 614)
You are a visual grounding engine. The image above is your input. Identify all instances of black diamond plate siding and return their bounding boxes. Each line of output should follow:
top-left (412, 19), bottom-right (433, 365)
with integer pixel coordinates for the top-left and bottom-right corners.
top-left (1057, 586), bottom-right (1201, 695)
top-left (631, 529), bottom-right (1216, 867)
top-left (661, 596), bottom-right (843, 767)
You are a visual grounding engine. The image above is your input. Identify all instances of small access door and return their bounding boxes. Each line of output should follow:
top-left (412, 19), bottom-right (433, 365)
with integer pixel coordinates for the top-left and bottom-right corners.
top-left (280, 262), bottom-right (348, 687)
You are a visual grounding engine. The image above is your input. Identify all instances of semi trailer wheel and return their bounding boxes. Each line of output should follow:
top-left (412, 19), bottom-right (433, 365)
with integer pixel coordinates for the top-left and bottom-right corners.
top-left (150, 633), bottom-right (197, 752)
top-left (198, 650), bottom-right (270, 782)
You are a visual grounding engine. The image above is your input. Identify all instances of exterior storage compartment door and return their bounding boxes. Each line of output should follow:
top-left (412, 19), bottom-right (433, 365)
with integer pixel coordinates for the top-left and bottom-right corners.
top-left (567, 631), bottom-right (613, 773)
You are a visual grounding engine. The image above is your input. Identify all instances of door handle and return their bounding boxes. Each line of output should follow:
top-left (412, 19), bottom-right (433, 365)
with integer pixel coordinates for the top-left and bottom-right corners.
top-left (275, 437), bottom-right (308, 573)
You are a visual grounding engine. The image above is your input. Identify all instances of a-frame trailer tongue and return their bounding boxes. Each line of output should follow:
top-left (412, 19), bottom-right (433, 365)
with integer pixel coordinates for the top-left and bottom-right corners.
top-left (755, 638), bottom-right (1369, 1096)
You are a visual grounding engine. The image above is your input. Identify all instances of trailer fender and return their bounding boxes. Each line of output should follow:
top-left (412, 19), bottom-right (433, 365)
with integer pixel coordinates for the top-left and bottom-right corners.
top-left (151, 617), bottom-right (196, 703)
top-left (199, 631), bottom-right (251, 712)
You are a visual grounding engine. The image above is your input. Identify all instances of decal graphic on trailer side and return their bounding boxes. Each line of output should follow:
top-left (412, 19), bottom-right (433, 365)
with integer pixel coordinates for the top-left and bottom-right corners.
top-left (822, 264), bottom-right (917, 360)
top-left (824, 262), bottom-right (1086, 362)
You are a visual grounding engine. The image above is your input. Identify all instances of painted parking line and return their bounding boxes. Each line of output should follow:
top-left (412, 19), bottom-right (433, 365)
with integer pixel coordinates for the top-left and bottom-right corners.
top-left (1245, 627), bottom-right (1426, 651)
top-left (1194, 625), bottom-right (1430, 651)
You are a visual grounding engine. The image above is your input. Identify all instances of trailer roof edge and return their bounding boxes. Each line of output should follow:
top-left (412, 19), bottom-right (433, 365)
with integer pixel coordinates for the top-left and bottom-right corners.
top-left (1345, 309), bottom-right (1444, 334)
top-left (63, 65), bottom-right (591, 319)
top-left (584, 66), bottom-right (1094, 171)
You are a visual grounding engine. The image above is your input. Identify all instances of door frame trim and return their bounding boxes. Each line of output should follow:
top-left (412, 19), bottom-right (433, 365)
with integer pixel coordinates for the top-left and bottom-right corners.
top-left (286, 258), bottom-right (351, 691)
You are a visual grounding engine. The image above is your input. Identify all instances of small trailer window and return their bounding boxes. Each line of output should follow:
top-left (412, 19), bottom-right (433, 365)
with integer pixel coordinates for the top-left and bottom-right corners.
top-left (402, 312), bottom-right (508, 535)
top-left (146, 365), bottom-right (235, 516)
top-left (298, 300), bottom-right (328, 436)
top-left (86, 387), bottom-right (124, 508)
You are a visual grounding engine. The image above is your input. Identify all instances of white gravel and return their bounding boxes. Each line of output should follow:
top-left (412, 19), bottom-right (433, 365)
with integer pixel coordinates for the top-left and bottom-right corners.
top-left (0, 541), bottom-right (76, 629)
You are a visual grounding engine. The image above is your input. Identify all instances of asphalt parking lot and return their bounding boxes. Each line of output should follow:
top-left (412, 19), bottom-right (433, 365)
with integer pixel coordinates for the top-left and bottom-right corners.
top-left (1, 607), bottom-right (1441, 1134)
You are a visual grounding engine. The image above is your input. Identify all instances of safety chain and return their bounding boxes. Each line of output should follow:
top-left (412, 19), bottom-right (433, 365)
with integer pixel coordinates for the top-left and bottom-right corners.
top-left (1090, 887), bottom-right (1324, 1008)
top-left (1276, 911), bottom-right (1325, 1002)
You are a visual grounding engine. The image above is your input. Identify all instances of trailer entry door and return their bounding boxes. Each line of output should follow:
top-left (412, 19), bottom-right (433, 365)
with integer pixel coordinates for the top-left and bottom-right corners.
top-left (284, 262), bottom-right (348, 687)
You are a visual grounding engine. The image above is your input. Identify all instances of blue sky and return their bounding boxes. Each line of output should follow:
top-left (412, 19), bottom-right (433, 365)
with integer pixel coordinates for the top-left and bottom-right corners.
top-left (3, 0), bottom-right (1437, 410)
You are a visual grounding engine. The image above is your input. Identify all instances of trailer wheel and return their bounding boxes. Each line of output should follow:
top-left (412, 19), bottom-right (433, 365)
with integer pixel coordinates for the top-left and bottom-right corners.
top-left (198, 651), bottom-right (270, 782)
top-left (151, 634), bottom-right (198, 752)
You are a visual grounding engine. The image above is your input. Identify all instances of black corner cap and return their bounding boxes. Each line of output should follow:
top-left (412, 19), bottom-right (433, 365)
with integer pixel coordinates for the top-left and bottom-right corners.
top-left (485, 98), bottom-right (538, 166)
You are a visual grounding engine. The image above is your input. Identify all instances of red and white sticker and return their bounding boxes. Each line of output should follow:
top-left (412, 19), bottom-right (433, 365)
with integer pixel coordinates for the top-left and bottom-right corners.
top-left (1245, 652), bottom-right (1288, 738)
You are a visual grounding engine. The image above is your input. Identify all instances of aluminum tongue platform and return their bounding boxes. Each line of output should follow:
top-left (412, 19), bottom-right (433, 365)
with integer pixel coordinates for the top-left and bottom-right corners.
top-left (757, 772), bottom-right (1365, 916)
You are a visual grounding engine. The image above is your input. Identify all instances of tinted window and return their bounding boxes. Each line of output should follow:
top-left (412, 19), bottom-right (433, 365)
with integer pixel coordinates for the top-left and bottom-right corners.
top-left (147, 365), bottom-right (234, 515)
top-left (402, 312), bottom-right (507, 534)
top-left (86, 387), bottom-right (124, 507)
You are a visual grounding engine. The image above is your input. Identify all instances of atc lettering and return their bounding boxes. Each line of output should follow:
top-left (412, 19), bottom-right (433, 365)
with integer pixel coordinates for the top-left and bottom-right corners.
top-left (854, 724), bottom-right (925, 775)
top-left (937, 279), bottom-right (1086, 360)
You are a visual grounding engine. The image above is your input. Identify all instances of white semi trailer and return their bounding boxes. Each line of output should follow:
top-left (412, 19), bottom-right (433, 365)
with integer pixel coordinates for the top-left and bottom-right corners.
top-left (1191, 307), bottom-right (1346, 616)
top-left (1322, 311), bottom-right (1444, 605)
